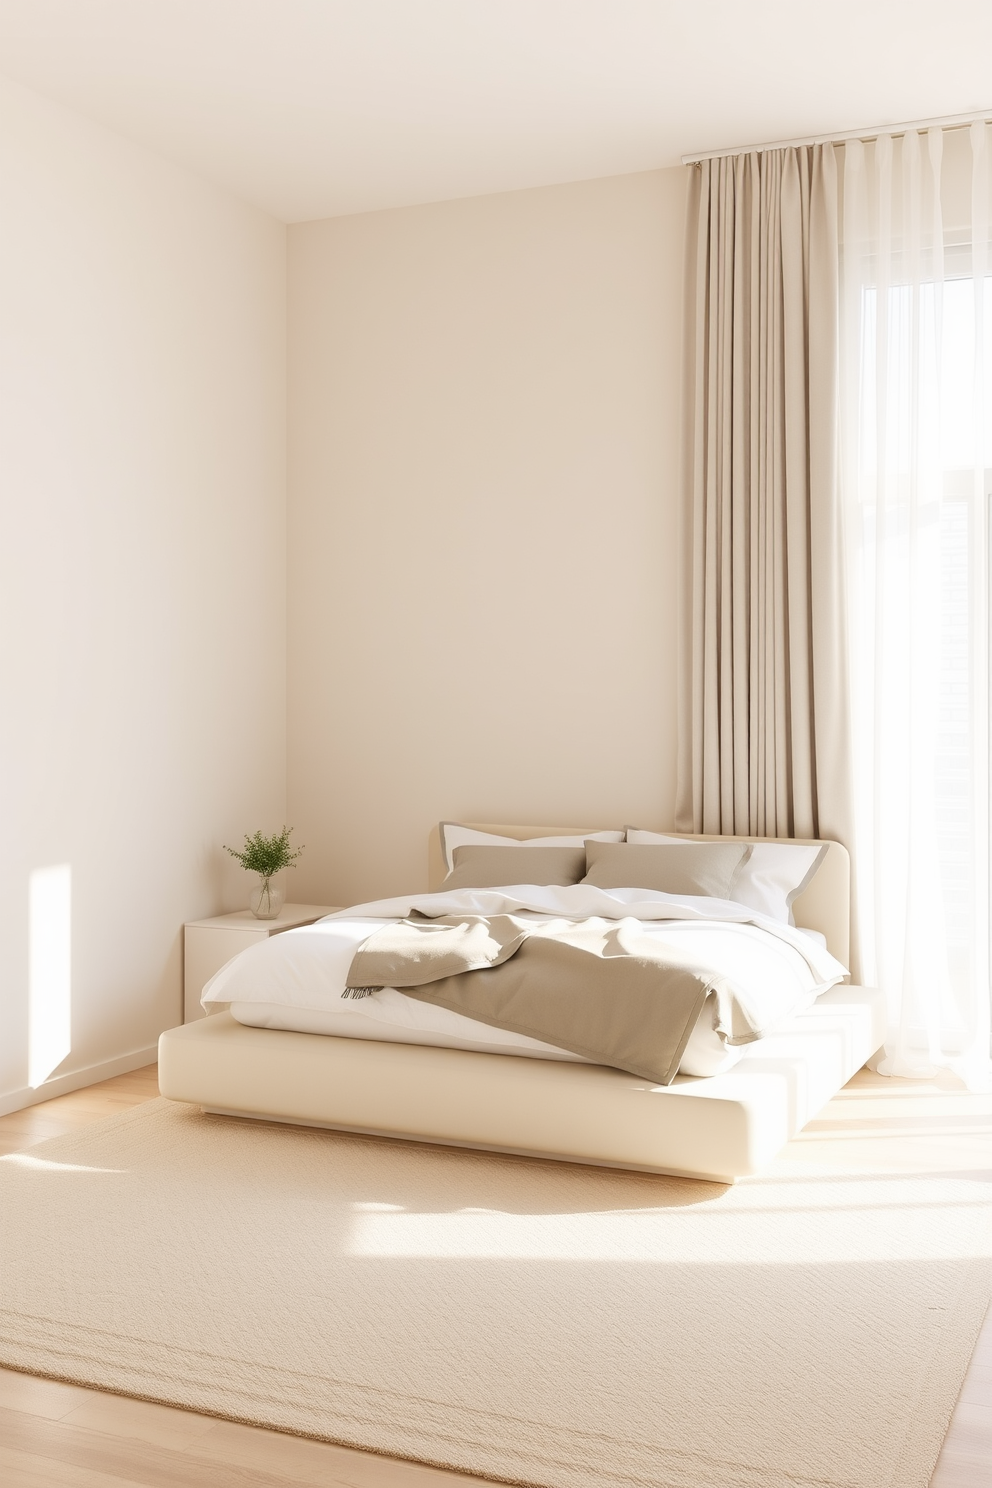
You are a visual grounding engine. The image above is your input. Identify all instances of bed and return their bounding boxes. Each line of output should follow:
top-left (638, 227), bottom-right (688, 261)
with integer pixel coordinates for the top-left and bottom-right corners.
top-left (158, 823), bottom-right (883, 1183)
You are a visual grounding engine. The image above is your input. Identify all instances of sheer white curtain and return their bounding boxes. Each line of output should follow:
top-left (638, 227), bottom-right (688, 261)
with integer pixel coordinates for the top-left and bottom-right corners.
top-left (839, 123), bottom-right (992, 1088)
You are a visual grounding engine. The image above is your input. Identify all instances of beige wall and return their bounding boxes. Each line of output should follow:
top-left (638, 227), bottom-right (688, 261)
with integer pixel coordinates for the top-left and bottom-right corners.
top-left (288, 167), bottom-right (686, 905)
top-left (0, 76), bottom-right (287, 1108)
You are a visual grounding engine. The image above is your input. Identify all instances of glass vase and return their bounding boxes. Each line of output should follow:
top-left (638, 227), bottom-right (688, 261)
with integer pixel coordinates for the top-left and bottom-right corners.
top-left (250, 875), bottom-right (284, 920)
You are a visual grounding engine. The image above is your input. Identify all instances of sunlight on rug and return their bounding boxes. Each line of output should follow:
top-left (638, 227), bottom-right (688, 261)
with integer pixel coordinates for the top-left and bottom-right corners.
top-left (0, 1092), bottom-right (989, 1488)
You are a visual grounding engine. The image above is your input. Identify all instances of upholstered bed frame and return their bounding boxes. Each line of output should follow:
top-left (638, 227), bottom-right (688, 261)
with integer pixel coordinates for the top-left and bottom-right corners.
top-left (158, 825), bottom-right (882, 1183)
top-left (427, 824), bottom-right (852, 964)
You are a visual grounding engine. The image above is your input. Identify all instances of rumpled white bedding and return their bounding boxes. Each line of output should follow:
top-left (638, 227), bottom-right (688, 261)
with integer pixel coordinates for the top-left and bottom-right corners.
top-left (203, 885), bottom-right (847, 1079)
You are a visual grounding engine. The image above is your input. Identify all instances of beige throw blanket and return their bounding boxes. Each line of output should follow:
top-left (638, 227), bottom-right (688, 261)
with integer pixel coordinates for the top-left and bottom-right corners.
top-left (344, 914), bottom-right (748, 1085)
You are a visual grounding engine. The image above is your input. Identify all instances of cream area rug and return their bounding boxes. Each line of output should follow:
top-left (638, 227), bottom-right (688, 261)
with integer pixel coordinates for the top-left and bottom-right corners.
top-left (0, 1096), bottom-right (989, 1488)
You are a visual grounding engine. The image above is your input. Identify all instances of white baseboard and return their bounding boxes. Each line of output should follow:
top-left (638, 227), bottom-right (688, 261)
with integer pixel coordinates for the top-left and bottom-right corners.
top-left (0, 1044), bottom-right (160, 1118)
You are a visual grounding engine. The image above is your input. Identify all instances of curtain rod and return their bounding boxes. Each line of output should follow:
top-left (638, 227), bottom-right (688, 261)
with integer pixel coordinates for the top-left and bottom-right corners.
top-left (681, 107), bottom-right (992, 164)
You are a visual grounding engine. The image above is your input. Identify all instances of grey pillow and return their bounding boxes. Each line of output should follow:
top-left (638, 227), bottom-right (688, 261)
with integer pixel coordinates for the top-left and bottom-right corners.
top-left (442, 845), bottom-right (587, 890)
top-left (581, 841), bottom-right (750, 898)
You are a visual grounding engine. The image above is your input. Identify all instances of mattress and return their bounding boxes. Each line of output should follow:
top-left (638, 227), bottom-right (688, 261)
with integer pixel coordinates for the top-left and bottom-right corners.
top-left (227, 921), bottom-right (834, 1079)
top-left (204, 890), bottom-right (846, 1079)
top-left (228, 996), bottom-right (747, 1077)
top-left (159, 985), bottom-right (885, 1183)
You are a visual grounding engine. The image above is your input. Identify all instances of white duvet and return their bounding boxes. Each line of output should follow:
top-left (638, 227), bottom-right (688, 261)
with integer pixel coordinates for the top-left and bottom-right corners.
top-left (202, 884), bottom-right (847, 1078)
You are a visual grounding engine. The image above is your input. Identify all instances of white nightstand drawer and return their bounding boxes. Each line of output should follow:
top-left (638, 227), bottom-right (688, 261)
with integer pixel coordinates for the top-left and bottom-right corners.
top-left (183, 904), bottom-right (339, 1023)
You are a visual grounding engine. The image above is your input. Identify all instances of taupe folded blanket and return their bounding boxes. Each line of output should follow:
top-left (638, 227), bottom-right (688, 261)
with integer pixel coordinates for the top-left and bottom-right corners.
top-left (345, 914), bottom-right (747, 1085)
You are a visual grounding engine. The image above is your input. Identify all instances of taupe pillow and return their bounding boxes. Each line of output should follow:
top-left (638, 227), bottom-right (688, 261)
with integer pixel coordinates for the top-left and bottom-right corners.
top-left (581, 840), bottom-right (750, 898)
top-left (442, 845), bottom-right (587, 890)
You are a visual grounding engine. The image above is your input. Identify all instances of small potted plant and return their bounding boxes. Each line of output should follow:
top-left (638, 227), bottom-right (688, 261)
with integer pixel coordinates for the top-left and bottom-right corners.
top-left (224, 827), bottom-right (304, 919)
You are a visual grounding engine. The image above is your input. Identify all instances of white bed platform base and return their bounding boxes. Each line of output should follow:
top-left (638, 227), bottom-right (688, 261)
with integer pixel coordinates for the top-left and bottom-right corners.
top-left (159, 985), bottom-right (883, 1184)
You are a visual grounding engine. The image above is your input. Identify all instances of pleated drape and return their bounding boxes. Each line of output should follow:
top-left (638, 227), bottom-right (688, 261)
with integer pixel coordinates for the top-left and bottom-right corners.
top-left (676, 145), bottom-right (850, 850)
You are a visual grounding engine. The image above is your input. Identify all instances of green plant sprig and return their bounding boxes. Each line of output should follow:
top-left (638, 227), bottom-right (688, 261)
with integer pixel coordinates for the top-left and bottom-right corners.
top-left (224, 827), bottom-right (304, 879)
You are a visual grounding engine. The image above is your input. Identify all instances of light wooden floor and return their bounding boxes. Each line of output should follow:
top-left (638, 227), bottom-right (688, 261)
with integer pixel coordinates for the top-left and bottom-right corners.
top-left (0, 1065), bottom-right (988, 1488)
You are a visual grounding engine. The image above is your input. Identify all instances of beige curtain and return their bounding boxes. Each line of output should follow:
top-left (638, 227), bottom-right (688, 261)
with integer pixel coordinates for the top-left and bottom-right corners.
top-left (676, 145), bottom-right (851, 851)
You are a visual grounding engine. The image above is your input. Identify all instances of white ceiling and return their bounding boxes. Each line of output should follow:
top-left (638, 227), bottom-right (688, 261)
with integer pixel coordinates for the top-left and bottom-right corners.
top-left (0, 0), bottom-right (989, 223)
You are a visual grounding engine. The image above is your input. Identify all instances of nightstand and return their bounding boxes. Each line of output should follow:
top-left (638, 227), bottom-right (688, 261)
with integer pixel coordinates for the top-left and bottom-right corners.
top-left (183, 903), bottom-right (339, 1023)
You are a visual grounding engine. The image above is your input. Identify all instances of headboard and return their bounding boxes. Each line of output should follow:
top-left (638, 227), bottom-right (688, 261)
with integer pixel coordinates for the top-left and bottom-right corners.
top-left (426, 823), bottom-right (850, 969)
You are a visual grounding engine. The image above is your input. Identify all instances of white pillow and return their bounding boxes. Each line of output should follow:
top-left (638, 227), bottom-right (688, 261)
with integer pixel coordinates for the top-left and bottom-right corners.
top-left (439, 823), bottom-right (624, 873)
top-left (625, 829), bottom-right (825, 925)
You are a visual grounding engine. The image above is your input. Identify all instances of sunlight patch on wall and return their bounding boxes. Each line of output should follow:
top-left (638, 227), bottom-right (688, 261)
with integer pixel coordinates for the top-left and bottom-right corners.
top-left (29, 864), bottom-right (72, 1088)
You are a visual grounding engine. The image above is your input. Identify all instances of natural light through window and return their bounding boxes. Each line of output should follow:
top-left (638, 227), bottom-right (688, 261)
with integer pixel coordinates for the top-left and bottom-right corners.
top-left (848, 252), bottom-right (991, 1078)
top-left (28, 864), bottom-right (72, 1088)
top-left (860, 271), bottom-right (990, 1001)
